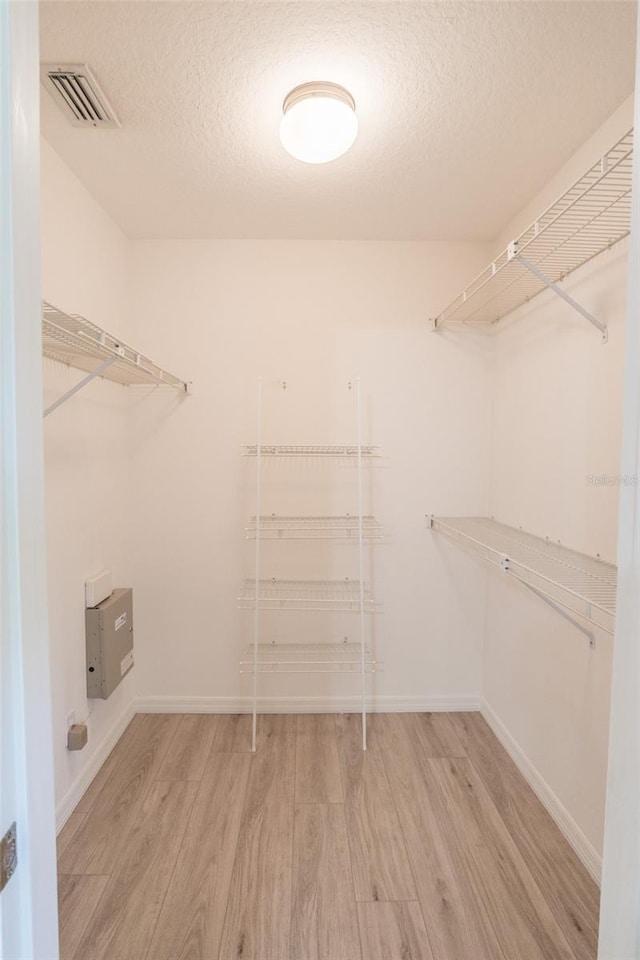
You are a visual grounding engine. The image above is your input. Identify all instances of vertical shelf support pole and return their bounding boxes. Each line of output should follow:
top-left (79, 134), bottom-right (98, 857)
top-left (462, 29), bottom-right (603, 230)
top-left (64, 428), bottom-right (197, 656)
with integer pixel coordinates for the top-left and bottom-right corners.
top-left (356, 377), bottom-right (367, 750)
top-left (252, 376), bottom-right (263, 752)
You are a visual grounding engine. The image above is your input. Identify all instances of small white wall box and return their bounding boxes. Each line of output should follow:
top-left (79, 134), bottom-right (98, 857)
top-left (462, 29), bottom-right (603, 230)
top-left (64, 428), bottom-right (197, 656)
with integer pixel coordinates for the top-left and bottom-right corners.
top-left (85, 588), bottom-right (134, 699)
top-left (85, 569), bottom-right (113, 609)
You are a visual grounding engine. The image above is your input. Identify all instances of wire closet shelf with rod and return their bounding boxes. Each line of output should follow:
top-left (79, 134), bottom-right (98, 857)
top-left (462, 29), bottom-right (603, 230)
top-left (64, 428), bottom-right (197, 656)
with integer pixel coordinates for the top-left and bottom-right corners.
top-left (428, 516), bottom-right (617, 645)
top-left (431, 127), bottom-right (633, 341)
top-left (427, 130), bottom-right (628, 642)
top-left (42, 300), bottom-right (189, 416)
top-left (239, 378), bottom-right (383, 752)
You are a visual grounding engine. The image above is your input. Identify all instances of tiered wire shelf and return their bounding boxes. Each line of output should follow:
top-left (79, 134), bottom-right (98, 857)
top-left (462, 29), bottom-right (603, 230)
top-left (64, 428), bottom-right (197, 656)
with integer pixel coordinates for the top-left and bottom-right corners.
top-left (240, 642), bottom-right (381, 675)
top-left (242, 444), bottom-right (379, 458)
top-left (429, 516), bottom-right (616, 639)
top-left (432, 128), bottom-right (633, 339)
top-left (245, 515), bottom-right (385, 540)
top-left (242, 378), bottom-right (381, 751)
top-left (238, 578), bottom-right (378, 612)
top-left (42, 301), bottom-right (189, 416)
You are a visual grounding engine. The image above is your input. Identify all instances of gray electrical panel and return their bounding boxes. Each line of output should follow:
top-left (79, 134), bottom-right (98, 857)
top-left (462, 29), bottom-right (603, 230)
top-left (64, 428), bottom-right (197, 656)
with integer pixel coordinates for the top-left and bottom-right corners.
top-left (86, 588), bottom-right (134, 699)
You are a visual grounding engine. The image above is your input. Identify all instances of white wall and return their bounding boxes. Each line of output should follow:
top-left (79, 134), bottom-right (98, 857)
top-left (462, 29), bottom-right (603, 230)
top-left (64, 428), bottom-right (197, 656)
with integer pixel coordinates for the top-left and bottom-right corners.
top-left (482, 102), bottom-right (633, 870)
top-left (41, 140), bottom-right (136, 818)
top-left (127, 240), bottom-right (493, 711)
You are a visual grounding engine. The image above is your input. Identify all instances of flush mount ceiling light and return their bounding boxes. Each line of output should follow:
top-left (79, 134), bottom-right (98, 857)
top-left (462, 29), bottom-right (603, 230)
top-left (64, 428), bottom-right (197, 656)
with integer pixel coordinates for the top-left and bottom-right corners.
top-left (279, 82), bottom-right (358, 164)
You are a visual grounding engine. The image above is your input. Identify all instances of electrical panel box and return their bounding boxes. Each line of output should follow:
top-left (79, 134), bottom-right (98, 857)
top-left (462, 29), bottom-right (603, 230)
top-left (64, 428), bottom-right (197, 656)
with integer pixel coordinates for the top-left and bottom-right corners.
top-left (86, 588), bottom-right (134, 699)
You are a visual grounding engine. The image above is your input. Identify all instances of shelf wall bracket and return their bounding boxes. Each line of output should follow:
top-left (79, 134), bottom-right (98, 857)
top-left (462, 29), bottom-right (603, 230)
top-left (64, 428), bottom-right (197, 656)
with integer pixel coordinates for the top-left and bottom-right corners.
top-left (508, 242), bottom-right (608, 343)
top-left (502, 558), bottom-right (596, 649)
top-left (43, 357), bottom-right (116, 418)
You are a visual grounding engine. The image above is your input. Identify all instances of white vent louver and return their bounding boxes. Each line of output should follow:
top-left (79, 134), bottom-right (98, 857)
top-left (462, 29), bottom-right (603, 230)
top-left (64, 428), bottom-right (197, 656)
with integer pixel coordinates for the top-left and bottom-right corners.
top-left (41, 63), bottom-right (120, 128)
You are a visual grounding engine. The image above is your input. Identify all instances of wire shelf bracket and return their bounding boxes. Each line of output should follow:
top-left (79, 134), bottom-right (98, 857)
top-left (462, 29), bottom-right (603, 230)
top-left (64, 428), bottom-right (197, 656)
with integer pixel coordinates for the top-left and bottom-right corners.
top-left (43, 357), bottom-right (116, 418)
top-left (517, 578), bottom-right (596, 650)
top-left (428, 515), bottom-right (616, 643)
top-left (510, 244), bottom-right (608, 343)
top-left (42, 300), bottom-right (189, 416)
top-left (431, 128), bottom-right (633, 340)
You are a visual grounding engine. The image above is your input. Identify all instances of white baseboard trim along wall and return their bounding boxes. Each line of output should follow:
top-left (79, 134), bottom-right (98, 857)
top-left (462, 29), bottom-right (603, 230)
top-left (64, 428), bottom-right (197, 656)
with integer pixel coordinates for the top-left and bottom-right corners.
top-left (55, 700), bottom-right (136, 833)
top-left (134, 694), bottom-right (482, 714)
top-left (480, 699), bottom-right (602, 885)
top-left (55, 692), bottom-right (602, 885)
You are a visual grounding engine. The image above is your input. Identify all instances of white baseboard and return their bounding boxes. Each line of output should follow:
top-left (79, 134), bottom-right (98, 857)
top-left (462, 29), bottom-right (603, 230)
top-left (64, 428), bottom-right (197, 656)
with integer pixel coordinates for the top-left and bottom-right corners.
top-left (135, 693), bottom-right (481, 714)
top-left (54, 693), bottom-right (478, 832)
top-left (55, 700), bottom-right (136, 833)
top-left (480, 699), bottom-right (602, 885)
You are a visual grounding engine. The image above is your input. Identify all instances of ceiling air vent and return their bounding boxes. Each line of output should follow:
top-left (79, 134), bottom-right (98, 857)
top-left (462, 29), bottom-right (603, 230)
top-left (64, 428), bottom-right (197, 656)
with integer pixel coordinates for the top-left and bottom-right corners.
top-left (41, 63), bottom-right (120, 128)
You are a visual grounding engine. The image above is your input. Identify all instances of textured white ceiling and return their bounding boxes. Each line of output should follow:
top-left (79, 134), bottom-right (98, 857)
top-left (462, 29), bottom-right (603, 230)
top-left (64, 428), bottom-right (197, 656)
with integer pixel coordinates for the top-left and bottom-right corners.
top-left (40, 1), bottom-right (636, 240)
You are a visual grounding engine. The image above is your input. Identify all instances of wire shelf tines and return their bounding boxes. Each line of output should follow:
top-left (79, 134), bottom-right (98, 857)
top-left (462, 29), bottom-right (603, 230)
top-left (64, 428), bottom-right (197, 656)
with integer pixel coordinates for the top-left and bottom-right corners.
top-left (245, 515), bottom-right (385, 540)
top-left (237, 578), bottom-right (379, 612)
top-left (430, 516), bottom-right (616, 635)
top-left (433, 128), bottom-right (633, 329)
top-left (242, 444), bottom-right (380, 458)
top-left (42, 301), bottom-right (189, 391)
top-left (240, 642), bottom-right (382, 674)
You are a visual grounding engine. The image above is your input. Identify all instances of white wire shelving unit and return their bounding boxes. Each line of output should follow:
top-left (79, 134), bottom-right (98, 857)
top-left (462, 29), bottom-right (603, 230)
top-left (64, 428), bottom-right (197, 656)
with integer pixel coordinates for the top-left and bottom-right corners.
top-left (42, 301), bottom-right (189, 416)
top-left (242, 378), bottom-right (381, 752)
top-left (245, 515), bottom-right (385, 540)
top-left (240, 642), bottom-right (381, 675)
top-left (429, 516), bottom-right (616, 642)
top-left (432, 128), bottom-right (633, 341)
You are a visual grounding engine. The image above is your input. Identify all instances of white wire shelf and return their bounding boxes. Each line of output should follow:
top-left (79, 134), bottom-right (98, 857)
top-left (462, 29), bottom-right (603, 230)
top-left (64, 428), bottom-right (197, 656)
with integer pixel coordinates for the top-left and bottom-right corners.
top-left (240, 642), bottom-right (382, 674)
top-left (245, 515), bottom-right (385, 540)
top-left (238, 578), bottom-right (379, 612)
top-left (42, 301), bottom-right (189, 391)
top-left (430, 516), bottom-right (616, 635)
top-left (433, 129), bottom-right (633, 331)
top-left (242, 444), bottom-right (379, 458)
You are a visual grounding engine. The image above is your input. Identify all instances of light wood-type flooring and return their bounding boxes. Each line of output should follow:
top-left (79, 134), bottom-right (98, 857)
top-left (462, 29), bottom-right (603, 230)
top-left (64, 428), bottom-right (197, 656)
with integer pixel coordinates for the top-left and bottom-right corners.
top-left (57, 712), bottom-right (599, 960)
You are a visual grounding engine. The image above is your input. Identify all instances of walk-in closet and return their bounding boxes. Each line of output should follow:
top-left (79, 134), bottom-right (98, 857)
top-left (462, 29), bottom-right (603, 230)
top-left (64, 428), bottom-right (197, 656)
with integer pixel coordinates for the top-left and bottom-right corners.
top-left (3, 2), bottom-right (640, 958)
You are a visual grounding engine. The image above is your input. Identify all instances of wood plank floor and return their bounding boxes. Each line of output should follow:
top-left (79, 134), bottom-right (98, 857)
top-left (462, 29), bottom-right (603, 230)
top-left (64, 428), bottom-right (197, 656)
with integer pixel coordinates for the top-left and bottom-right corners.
top-left (57, 712), bottom-right (599, 960)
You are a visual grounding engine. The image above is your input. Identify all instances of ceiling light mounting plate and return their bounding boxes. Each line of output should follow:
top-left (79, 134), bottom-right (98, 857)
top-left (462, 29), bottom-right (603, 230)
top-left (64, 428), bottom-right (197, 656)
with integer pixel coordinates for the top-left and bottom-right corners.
top-left (282, 81), bottom-right (355, 115)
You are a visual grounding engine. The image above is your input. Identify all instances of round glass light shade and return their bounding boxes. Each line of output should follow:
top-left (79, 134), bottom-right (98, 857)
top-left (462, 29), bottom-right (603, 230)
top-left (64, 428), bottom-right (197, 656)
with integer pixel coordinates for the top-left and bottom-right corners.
top-left (280, 82), bottom-right (358, 164)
